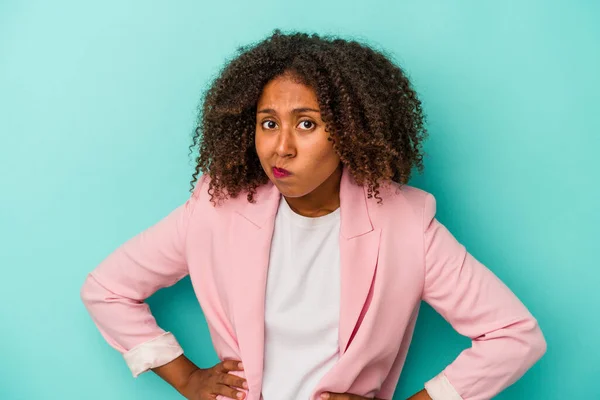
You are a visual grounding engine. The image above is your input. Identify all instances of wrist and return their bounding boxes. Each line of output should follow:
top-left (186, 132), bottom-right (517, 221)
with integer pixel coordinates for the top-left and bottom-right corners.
top-left (406, 389), bottom-right (433, 400)
top-left (152, 354), bottom-right (200, 393)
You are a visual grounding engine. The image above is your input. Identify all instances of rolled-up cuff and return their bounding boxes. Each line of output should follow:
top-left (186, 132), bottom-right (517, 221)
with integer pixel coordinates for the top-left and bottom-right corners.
top-left (424, 371), bottom-right (463, 400)
top-left (123, 331), bottom-right (184, 377)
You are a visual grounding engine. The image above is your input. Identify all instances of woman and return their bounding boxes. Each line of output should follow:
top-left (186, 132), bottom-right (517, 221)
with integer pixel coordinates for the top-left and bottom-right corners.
top-left (80, 30), bottom-right (546, 400)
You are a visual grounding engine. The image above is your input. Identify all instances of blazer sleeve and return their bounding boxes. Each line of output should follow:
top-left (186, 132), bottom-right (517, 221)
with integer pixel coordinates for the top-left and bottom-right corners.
top-left (420, 193), bottom-right (547, 400)
top-left (80, 175), bottom-right (206, 377)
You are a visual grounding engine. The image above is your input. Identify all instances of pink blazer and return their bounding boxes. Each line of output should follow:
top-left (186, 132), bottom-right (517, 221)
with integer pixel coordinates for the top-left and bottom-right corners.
top-left (81, 167), bottom-right (546, 400)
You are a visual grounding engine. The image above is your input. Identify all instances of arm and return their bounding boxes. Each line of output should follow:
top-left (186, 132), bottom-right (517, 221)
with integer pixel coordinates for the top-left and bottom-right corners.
top-left (80, 175), bottom-right (207, 384)
top-left (152, 354), bottom-right (202, 394)
top-left (407, 389), bottom-right (433, 400)
top-left (420, 193), bottom-right (546, 400)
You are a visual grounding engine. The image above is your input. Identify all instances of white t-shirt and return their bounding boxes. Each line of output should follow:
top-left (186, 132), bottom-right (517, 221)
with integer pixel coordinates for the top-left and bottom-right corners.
top-left (261, 196), bottom-right (341, 400)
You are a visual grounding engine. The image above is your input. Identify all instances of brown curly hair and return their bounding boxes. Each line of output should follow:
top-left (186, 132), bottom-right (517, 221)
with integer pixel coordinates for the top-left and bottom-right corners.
top-left (189, 29), bottom-right (427, 205)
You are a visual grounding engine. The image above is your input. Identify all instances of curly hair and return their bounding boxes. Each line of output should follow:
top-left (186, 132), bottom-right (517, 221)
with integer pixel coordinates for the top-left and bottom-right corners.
top-left (189, 29), bottom-right (427, 205)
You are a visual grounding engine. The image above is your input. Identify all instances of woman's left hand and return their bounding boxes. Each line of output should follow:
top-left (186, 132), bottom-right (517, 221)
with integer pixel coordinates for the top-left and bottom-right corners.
top-left (320, 393), bottom-right (383, 399)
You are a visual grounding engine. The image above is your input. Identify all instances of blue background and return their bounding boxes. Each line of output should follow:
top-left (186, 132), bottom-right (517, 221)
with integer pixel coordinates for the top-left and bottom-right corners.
top-left (1, 0), bottom-right (598, 398)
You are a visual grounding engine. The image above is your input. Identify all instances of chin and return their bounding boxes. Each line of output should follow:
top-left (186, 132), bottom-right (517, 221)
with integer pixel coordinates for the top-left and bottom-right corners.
top-left (275, 187), bottom-right (299, 197)
top-left (273, 184), bottom-right (308, 198)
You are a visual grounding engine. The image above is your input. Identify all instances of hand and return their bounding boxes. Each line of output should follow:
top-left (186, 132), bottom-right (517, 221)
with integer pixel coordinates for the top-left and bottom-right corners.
top-left (320, 388), bottom-right (430, 400)
top-left (320, 393), bottom-right (384, 399)
top-left (179, 359), bottom-right (248, 400)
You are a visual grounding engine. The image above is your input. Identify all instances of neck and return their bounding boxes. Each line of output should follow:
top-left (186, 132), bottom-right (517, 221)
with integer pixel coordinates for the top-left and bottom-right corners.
top-left (284, 163), bottom-right (342, 218)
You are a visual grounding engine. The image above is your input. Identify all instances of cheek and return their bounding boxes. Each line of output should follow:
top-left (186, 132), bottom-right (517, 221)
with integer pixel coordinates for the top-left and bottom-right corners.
top-left (254, 135), bottom-right (267, 160)
top-left (311, 142), bottom-right (339, 166)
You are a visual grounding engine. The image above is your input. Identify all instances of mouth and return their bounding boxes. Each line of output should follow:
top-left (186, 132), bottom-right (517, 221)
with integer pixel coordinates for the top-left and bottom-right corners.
top-left (272, 167), bottom-right (291, 178)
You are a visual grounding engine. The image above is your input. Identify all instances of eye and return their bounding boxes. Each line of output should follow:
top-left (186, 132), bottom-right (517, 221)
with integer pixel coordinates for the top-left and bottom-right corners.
top-left (261, 120), bottom-right (277, 130)
top-left (298, 120), bottom-right (315, 130)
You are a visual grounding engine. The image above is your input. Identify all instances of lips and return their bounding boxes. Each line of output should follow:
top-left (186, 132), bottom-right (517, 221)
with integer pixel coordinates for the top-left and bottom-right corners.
top-left (272, 167), bottom-right (291, 178)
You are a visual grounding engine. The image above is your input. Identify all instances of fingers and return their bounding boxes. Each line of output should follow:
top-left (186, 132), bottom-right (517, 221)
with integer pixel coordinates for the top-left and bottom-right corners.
top-left (216, 383), bottom-right (246, 399)
top-left (215, 359), bottom-right (247, 399)
top-left (220, 359), bottom-right (244, 372)
top-left (219, 372), bottom-right (249, 390)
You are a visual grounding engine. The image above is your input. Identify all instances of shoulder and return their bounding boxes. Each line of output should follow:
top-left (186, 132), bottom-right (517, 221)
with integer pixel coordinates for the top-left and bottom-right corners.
top-left (189, 173), bottom-right (277, 218)
top-left (372, 179), bottom-right (432, 213)
top-left (189, 174), bottom-right (239, 216)
top-left (367, 180), bottom-right (436, 228)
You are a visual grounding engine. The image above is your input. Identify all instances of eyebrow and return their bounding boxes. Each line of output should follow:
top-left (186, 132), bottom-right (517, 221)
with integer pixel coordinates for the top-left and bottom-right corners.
top-left (257, 107), bottom-right (320, 114)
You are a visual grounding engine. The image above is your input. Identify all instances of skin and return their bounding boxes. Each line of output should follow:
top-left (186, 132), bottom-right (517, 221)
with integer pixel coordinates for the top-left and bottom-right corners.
top-left (255, 72), bottom-right (343, 218)
top-left (152, 355), bottom-right (248, 399)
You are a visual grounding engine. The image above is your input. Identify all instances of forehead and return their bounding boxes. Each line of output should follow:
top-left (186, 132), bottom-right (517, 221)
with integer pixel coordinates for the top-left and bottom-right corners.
top-left (257, 75), bottom-right (319, 108)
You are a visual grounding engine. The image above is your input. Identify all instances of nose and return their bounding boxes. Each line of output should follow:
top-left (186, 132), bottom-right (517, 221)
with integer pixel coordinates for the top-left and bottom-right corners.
top-left (276, 128), bottom-right (296, 158)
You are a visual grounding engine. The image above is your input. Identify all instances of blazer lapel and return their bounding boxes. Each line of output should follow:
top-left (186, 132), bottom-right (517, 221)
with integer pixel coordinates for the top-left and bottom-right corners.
top-left (229, 181), bottom-right (280, 398)
top-left (338, 168), bottom-right (381, 354)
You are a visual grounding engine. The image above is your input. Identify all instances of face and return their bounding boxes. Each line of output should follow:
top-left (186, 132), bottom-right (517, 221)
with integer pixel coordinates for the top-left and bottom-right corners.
top-left (255, 73), bottom-right (342, 200)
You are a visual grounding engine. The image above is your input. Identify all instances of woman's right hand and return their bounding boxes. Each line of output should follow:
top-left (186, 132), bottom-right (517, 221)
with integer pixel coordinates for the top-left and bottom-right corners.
top-left (180, 359), bottom-right (248, 400)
